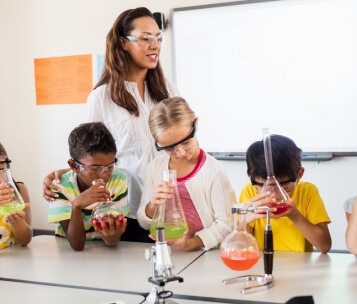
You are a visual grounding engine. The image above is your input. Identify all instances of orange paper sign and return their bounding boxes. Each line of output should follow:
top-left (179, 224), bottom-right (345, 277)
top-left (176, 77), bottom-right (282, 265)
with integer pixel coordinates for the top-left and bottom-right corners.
top-left (34, 54), bottom-right (93, 105)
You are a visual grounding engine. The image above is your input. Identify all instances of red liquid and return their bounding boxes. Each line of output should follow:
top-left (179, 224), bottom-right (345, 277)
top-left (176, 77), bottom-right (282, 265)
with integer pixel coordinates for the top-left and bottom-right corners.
top-left (92, 215), bottom-right (124, 230)
top-left (220, 250), bottom-right (259, 271)
top-left (267, 202), bottom-right (290, 215)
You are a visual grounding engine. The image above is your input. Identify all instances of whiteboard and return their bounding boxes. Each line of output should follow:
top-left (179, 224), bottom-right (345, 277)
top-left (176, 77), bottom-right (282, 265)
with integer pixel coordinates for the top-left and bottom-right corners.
top-left (172, 0), bottom-right (357, 155)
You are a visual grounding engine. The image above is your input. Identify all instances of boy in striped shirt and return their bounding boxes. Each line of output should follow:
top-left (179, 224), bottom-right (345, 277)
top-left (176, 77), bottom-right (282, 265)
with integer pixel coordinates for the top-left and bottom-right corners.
top-left (48, 122), bottom-right (129, 251)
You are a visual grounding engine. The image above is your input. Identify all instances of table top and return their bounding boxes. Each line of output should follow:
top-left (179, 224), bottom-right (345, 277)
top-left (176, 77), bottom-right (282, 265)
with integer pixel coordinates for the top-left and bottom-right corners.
top-left (0, 235), bottom-right (204, 294)
top-left (0, 280), bottom-right (144, 304)
top-left (170, 249), bottom-right (357, 304)
top-left (2, 235), bottom-right (357, 304)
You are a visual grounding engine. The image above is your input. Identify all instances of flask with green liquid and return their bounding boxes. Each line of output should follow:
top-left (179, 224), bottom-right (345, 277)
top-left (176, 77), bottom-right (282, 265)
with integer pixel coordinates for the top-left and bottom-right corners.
top-left (150, 170), bottom-right (188, 239)
top-left (0, 168), bottom-right (25, 215)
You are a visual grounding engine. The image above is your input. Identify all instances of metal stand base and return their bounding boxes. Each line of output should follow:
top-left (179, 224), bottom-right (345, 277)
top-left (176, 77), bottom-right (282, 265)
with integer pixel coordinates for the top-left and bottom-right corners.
top-left (143, 286), bottom-right (181, 304)
top-left (222, 274), bottom-right (274, 294)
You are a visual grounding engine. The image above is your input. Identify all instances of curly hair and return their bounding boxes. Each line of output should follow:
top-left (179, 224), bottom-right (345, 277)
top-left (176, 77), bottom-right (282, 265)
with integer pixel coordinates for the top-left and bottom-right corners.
top-left (68, 122), bottom-right (116, 160)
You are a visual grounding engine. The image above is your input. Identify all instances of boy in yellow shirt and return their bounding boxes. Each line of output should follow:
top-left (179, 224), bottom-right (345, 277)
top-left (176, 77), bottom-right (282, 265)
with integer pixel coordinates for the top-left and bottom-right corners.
top-left (240, 135), bottom-right (331, 253)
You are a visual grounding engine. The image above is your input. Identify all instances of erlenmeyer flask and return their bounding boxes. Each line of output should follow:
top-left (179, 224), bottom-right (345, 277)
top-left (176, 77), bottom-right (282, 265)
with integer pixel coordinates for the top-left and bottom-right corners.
top-left (91, 179), bottom-right (124, 230)
top-left (220, 207), bottom-right (260, 271)
top-left (261, 128), bottom-right (290, 215)
top-left (0, 168), bottom-right (25, 215)
top-left (150, 170), bottom-right (188, 239)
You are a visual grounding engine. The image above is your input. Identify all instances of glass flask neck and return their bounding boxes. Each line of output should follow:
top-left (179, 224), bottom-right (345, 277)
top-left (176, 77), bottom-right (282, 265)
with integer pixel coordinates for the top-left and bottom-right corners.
top-left (234, 212), bottom-right (247, 233)
top-left (162, 170), bottom-right (177, 186)
top-left (0, 168), bottom-right (14, 186)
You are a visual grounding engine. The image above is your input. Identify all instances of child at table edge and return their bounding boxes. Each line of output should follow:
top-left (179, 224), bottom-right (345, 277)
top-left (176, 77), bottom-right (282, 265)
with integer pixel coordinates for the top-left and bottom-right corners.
top-left (239, 134), bottom-right (331, 253)
top-left (47, 122), bottom-right (129, 251)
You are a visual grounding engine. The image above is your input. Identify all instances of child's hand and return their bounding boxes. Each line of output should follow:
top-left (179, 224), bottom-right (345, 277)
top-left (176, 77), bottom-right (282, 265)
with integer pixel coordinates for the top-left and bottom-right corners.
top-left (270, 199), bottom-right (296, 219)
top-left (165, 232), bottom-right (192, 250)
top-left (72, 180), bottom-right (111, 210)
top-left (0, 182), bottom-right (15, 205)
top-left (93, 216), bottom-right (127, 246)
top-left (245, 192), bottom-right (277, 224)
top-left (150, 181), bottom-right (173, 206)
top-left (5, 210), bottom-right (26, 225)
top-left (149, 232), bottom-right (194, 251)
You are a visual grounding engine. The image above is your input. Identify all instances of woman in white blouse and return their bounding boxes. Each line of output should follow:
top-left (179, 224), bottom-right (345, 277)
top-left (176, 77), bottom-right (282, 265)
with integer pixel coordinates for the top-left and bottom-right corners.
top-left (43, 7), bottom-right (179, 242)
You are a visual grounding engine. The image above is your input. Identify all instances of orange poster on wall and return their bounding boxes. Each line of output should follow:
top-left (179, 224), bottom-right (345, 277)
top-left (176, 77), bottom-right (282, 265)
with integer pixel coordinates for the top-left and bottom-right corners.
top-left (34, 54), bottom-right (93, 105)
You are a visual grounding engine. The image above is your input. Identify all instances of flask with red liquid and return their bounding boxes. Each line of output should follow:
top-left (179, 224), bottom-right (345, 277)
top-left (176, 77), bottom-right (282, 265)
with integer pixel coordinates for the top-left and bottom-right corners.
top-left (261, 128), bottom-right (290, 215)
top-left (220, 206), bottom-right (260, 271)
top-left (91, 179), bottom-right (124, 230)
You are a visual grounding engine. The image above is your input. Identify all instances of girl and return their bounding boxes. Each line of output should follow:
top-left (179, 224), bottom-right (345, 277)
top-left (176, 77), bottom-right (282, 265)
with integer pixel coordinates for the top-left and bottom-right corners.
top-left (0, 143), bottom-right (32, 249)
top-left (137, 97), bottom-right (235, 251)
top-left (42, 7), bottom-right (179, 242)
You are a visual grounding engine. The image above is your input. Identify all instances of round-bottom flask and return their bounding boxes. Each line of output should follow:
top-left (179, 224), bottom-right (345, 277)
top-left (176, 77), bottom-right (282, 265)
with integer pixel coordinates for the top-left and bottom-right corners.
top-left (220, 212), bottom-right (259, 271)
top-left (91, 179), bottom-right (124, 230)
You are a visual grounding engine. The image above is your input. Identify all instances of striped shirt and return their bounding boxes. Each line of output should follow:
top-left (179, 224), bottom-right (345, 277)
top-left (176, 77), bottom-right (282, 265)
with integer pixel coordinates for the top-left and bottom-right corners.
top-left (48, 169), bottom-right (129, 240)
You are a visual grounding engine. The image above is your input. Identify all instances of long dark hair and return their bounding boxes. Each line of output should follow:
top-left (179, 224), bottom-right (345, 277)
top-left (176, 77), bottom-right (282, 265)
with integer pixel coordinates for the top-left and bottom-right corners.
top-left (95, 7), bottom-right (169, 117)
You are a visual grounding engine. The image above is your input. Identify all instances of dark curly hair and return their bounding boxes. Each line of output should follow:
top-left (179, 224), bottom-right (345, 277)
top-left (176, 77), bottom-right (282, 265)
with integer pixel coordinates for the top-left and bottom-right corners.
top-left (68, 122), bottom-right (116, 160)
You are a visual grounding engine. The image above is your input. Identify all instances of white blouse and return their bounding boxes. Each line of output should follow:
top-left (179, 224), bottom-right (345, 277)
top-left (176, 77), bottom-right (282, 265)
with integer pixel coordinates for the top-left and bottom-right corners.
top-left (87, 80), bottom-right (179, 218)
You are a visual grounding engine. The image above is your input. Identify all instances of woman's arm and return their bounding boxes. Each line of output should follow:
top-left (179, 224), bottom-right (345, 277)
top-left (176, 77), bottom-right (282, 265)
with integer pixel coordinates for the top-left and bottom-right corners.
top-left (43, 169), bottom-right (70, 201)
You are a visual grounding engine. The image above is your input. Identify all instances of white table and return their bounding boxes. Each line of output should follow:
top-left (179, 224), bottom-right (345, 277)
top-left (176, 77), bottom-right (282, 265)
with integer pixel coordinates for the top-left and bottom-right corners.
top-left (0, 280), bottom-right (144, 304)
top-left (170, 249), bottom-right (357, 304)
top-left (0, 235), bottom-right (204, 294)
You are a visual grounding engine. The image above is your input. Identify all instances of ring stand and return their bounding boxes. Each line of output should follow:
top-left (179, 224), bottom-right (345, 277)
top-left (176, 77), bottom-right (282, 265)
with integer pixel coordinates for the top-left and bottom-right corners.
top-left (222, 204), bottom-right (274, 294)
top-left (143, 227), bottom-right (183, 304)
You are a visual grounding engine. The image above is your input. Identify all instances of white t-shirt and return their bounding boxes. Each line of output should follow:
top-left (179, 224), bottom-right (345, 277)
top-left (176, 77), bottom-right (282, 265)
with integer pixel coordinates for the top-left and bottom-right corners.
top-left (344, 196), bottom-right (356, 214)
top-left (87, 80), bottom-right (179, 218)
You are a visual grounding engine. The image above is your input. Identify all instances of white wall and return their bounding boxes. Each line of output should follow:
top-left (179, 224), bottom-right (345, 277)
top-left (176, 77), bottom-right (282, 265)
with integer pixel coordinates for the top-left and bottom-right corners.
top-left (0, 0), bottom-right (354, 250)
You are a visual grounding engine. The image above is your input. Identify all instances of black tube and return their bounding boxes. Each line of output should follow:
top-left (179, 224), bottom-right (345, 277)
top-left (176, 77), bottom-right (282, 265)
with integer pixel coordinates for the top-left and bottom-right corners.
top-left (264, 229), bottom-right (274, 275)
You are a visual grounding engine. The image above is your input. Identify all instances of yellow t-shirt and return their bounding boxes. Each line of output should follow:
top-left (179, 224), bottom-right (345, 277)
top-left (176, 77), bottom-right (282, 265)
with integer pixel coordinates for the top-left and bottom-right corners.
top-left (239, 181), bottom-right (331, 252)
top-left (0, 216), bottom-right (16, 250)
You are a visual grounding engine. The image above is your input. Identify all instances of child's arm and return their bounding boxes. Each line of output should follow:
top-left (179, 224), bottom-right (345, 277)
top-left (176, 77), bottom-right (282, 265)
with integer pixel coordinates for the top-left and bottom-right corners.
top-left (346, 201), bottom-right (357, 254)
top-left (6, 183), bottom-right (32, 246)
top-left (60, 181), bottom-right (111, 251)
top-left (277, 199), bottom-right (332, 253)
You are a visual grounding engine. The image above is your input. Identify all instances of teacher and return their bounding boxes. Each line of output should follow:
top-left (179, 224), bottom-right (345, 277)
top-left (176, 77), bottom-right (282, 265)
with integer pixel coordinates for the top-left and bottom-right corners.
top-left (43, 7), bottom-right (179, 242)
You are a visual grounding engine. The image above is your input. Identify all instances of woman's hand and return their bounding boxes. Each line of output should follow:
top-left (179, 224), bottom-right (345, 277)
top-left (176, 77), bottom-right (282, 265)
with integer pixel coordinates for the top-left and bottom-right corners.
top-left (43, 169), bottom-right (69, 201)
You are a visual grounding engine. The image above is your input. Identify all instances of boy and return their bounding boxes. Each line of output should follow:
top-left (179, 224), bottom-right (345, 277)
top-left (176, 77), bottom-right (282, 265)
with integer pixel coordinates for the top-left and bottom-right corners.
top-left (48, 122), bottom-right (129, 251)
top-left (240, 134), bottom-right (331, 253)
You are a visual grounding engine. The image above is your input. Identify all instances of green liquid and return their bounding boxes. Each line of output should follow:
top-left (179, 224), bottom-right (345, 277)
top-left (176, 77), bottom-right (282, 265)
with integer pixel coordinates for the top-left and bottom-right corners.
top-left (150, 222), bottom-right (188, 239)
top-left (0, 203), bottom-right (25, 215)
